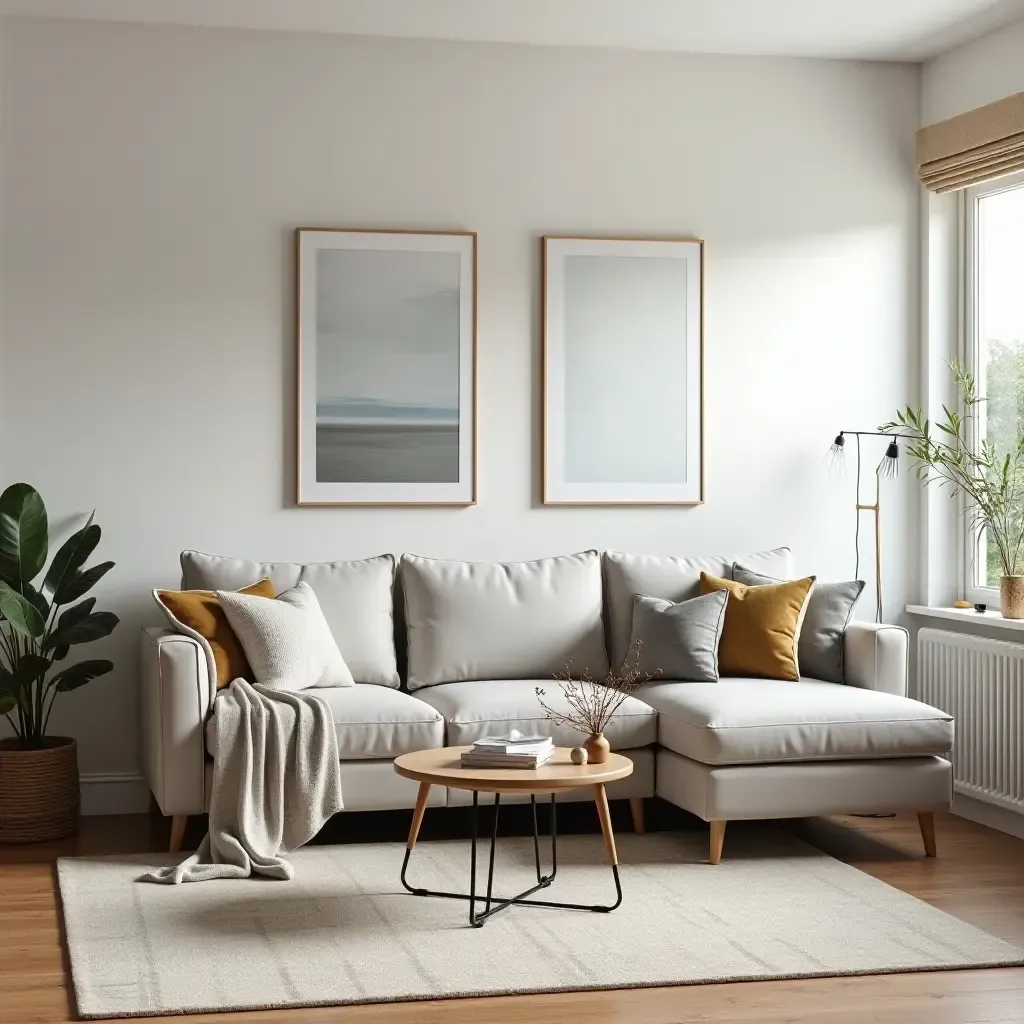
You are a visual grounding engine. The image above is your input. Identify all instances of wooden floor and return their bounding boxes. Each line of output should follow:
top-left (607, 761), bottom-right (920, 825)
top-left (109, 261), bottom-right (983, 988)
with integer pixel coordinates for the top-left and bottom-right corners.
top-left (2, 807), bottom-right (1023, 1024)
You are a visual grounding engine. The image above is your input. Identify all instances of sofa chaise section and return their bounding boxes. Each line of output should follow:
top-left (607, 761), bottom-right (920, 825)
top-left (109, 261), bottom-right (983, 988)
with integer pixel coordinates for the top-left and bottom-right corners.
top-left (639, 622), bottom-right (953, 863)
top-left (641, 675), bottom-right (952, 765)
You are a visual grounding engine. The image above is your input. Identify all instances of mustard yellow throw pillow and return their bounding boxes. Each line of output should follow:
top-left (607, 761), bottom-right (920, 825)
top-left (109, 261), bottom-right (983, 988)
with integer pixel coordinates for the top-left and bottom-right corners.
top-left (698, 572), bottom-right (815, 681)
top-left (154, 578), bottom-right (275, 689)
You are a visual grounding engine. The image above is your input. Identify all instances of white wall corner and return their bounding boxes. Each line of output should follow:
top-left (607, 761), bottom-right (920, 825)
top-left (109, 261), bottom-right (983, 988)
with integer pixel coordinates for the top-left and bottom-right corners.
top-left (80, 772), bottom-right (150, 816)
top-left (918, 189), bottom-right (961, 608)
top-left (922, 16), bottom-right (1024, 124)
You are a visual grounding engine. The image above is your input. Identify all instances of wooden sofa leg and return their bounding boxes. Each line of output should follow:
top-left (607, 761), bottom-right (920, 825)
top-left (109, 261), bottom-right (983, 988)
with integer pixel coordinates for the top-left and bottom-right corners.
top-left (169, 815), bottom-right (188, 854)
top-left (709, 820), bottom-right (726, 864)
top-left (629, 797), bottom-right (646, 834)
top-left (917, 811), bottom-right (937, 858)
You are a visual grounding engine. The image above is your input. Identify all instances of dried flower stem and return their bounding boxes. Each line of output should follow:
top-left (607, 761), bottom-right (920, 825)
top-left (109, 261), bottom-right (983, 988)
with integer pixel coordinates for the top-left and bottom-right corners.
top-left (535, 639), bottom-right (660, 737)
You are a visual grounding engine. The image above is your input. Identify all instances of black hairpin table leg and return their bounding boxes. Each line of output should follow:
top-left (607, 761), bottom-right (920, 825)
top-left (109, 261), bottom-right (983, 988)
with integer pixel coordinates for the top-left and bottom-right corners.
top-left (400, 783), bottom-right (622, 928)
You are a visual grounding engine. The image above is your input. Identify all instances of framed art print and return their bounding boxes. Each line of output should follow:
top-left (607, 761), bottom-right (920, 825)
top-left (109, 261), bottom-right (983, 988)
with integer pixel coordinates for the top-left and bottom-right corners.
top-left (542, 236), bottom-right (704, 505)
top-left (296, 229), bottom-right (476, 505)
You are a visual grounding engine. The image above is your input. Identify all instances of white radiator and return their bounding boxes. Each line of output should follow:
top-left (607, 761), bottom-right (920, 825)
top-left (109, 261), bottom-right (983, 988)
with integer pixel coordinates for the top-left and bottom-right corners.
top-left (918, 627), bottom-right (1024, 814)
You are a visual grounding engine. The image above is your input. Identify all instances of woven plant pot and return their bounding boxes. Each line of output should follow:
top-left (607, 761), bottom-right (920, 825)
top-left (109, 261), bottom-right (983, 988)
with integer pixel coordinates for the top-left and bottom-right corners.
top-left (0, 736), bottom-right (79, 843)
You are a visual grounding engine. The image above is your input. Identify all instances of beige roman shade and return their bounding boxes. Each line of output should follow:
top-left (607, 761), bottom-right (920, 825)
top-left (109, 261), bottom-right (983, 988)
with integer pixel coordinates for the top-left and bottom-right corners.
top-left (917, 92), bottom-right (1024, 193)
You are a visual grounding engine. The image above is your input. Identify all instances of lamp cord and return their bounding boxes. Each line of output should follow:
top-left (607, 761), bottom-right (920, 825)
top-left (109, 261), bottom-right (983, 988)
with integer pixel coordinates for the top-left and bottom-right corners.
top-left (854, 433), bottom-right (861, 580)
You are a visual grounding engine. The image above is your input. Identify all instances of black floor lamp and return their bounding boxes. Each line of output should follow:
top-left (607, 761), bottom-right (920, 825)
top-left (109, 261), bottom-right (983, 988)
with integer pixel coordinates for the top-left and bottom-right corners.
top-left (826, 431), bottom-right (903, 623)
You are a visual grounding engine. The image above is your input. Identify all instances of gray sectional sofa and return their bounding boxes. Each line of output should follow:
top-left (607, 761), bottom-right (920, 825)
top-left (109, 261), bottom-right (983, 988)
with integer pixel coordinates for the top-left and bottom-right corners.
top-left (140, 547), bottom-right (954, 863)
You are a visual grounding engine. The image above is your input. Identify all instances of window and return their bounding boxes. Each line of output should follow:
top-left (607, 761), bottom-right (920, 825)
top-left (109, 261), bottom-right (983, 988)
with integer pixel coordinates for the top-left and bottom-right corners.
top-left (964, 170), bottom-right (1024, 598)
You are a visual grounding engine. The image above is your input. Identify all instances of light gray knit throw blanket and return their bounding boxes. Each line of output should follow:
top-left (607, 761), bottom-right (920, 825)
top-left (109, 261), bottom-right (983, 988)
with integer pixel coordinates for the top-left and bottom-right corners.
top-left (140, 678), bottom-right (343, 884)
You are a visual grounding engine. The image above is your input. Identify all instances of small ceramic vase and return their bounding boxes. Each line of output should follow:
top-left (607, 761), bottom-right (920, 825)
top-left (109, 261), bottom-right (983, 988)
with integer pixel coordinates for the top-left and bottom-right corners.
top-left (583, 732), bottom-right (610, 764)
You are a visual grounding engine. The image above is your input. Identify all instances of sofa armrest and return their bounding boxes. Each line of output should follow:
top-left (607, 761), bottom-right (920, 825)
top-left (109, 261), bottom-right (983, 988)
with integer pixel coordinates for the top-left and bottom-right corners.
top-left (843, 622), bottom-right (909, 696)
top-left (139, 626), bottom-right (211, 816)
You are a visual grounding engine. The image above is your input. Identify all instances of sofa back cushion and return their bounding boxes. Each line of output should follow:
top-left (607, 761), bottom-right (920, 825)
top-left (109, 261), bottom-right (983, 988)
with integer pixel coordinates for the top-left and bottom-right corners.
top-left (732, 564), bottom-right (865, 683)
top-left (180, 551), bottom-right (399, 687)
top-left (402, 551), bottom-right (609, 689)
top-left (603, 547), bottom-right (793, 672)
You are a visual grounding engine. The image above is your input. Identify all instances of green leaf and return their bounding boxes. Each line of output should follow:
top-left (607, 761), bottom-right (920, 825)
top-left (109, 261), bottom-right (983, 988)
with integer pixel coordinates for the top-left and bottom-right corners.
top-left (0, 668), bottom-right (17, 704)
top-left (0, 483), bottom-right (48, 591)
top-left (23, 582), bottom-right (49, 623)
top-left (12, 653), bottom-right (50, 685)
top-left (54, 560), bottom-right (114, 606)
top-left (43, 516), bottom-right (98, 599)
top-left (44, 609), bottom-right (118, 651)
top-left (0, 580), bottom-right (45, 638)
top-left (53, 596), bottom-right (95, 631)
top-left (52, 644), bottom-right (70, 661)
top-left (51, 659), bottom-right (113, 692)
top-left (0, 678), bottom-right (16, 714)
top-left (0, 653), bottom-right (51, 704)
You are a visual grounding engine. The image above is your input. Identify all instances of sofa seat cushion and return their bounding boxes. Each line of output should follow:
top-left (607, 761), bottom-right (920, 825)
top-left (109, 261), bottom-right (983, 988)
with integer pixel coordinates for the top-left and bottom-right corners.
top-left (635, 679), bottom-right (953, 766)
top-left (415, 680), bottom-right (658, 749)
top-left (206, 685), bottom-right (443, 760)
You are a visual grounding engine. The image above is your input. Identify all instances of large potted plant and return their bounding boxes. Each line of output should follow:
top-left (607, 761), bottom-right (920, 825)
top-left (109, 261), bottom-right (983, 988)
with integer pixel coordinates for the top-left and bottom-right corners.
top-left (0, 483), bottom-right (117, 841)
top-left (882, 361), bottom-right (1024, 618)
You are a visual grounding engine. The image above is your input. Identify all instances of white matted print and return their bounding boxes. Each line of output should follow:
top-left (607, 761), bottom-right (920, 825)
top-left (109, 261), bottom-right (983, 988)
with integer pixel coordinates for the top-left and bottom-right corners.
top-left (296, 229), bottom-right (476, 505)
top-left (543, 236), bottom-right (704, 505)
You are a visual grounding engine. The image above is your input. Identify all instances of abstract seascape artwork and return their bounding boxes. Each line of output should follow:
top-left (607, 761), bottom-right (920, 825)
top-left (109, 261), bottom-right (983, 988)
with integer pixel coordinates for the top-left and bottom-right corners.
top-left (296, 229), bottom-right (476, 504)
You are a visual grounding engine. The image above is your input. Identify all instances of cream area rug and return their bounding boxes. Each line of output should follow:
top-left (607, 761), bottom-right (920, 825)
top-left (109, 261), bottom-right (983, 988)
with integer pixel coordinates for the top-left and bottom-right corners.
top-left (58, 831), bottom-right (1024, 1019)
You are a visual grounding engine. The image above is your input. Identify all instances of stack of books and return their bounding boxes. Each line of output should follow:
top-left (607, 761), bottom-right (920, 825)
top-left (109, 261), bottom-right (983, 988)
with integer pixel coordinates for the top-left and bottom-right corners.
top-left (460, 732), bottom-right (554, 769)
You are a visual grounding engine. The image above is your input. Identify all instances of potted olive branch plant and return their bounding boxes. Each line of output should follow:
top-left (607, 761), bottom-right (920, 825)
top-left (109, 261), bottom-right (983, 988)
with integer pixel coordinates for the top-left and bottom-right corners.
top-left (881, 360), bottom-right (1024, 618)
top-left (0, 483), bottom-right (118, 842)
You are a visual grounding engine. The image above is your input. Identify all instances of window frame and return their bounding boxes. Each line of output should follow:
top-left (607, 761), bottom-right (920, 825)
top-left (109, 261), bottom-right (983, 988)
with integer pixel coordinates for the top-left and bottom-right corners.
top-left (961, 169), bottom-right (1024, 605)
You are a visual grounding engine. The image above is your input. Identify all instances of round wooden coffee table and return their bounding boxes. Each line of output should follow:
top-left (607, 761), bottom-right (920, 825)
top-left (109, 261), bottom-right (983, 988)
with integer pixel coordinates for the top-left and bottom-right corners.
top-left (393, 746), bottom-right (633, 927)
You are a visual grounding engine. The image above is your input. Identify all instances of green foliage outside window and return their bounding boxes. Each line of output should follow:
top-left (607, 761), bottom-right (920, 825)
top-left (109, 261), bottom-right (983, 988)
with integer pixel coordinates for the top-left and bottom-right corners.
top-left (981, 340), bottom-right (1024, 585)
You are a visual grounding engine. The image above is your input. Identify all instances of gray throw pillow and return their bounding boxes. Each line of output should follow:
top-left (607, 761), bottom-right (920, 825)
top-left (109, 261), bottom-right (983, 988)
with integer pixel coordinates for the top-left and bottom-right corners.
top-left (732, 564), bottom-right (865, 683)
top-left (629, 590), bottom-right (729, 682)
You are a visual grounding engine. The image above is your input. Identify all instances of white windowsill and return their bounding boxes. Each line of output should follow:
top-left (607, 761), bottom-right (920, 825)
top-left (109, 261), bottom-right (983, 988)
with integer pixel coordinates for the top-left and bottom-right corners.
top-left (906, 604), bottom-right (1024, 633)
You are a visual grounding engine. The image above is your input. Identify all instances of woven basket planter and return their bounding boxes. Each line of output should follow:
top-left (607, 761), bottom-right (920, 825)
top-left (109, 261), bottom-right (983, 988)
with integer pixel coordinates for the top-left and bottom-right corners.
top-left (0, 736), bottom-right (79, 843)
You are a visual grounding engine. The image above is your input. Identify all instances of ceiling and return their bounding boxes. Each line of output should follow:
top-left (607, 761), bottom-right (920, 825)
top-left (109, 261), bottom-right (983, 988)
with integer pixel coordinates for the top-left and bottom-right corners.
top-left (1, 0), bottom-right (1023, 61)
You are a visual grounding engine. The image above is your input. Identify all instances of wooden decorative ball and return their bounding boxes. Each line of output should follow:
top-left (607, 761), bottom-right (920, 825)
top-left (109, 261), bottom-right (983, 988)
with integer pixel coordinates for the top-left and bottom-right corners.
top-left (570, 746), bottom-right (588, 765)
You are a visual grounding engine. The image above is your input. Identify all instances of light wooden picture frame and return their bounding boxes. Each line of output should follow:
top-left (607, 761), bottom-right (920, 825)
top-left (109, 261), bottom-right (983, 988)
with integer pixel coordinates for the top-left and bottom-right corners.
top-left (542, 235), bottom-right (704, 505)
top-left (296, 228), bottom-right (477, 506)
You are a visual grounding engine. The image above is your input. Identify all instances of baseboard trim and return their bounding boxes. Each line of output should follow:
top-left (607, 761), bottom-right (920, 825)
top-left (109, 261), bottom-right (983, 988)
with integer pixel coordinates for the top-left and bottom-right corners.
top-left (952, 792), bottom-right (1024, 840)
top-left (80, 773), bottom-right (149, 816)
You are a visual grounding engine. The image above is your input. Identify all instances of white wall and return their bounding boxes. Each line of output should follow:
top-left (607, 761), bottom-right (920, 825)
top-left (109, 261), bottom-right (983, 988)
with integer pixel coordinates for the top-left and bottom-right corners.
top-left (922, 16), bottom-right (1024, 123)
top-left (0, 17), bottom-right (921, 800)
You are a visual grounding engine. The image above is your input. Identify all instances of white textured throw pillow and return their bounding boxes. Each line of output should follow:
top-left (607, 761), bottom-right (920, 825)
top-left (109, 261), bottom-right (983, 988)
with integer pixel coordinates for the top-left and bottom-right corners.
top-left (217, 582), bottom-right (355, 691)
